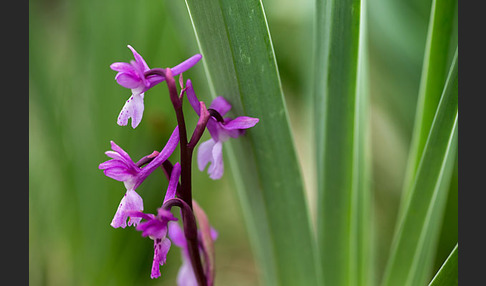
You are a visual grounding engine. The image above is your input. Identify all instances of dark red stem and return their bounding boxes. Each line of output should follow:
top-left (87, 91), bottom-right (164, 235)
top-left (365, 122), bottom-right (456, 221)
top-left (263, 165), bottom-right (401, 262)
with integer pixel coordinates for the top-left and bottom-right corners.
top-left (160, 68), bottom-right (207, 286)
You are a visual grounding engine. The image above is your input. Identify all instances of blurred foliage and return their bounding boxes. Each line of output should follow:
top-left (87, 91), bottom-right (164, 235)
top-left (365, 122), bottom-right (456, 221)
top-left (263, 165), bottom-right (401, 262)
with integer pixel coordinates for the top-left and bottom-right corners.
top-left (29, 0), bottom-right (457, 284)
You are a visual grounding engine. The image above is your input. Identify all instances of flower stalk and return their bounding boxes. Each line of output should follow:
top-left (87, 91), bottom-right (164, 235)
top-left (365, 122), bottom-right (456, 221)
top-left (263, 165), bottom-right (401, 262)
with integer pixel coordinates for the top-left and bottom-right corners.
top-left (163, 67), bottom-right (208, 286)
top-left (100, 45), bottom-right (259, 285)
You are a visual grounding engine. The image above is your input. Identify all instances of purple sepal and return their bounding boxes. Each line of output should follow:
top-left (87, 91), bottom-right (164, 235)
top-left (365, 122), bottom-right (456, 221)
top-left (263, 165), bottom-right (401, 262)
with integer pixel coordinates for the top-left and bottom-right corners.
top-left (209, 96), bottom-right (232, 117)
top-left (146, 54), bottom-right (203, 87)
top-left (222, 116), bottom-right (260, 130)
top-left (185, 79), bottom-right (201, 116)
top-left (163, 162), bottom-right (181, 203)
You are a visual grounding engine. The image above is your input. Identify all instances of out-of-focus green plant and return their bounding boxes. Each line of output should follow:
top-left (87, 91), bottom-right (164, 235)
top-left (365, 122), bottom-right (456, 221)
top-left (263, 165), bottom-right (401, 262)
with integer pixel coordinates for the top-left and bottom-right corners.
top-left (29, 0), bottom-right (458, 284)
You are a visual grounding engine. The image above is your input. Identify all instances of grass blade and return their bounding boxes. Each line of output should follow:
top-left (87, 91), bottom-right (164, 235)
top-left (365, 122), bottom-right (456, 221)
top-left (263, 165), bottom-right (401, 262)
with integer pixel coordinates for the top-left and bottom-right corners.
top-left (428, 244), bottom-right (458, 286)
top-left (184, 1), bottom-right (320, 285)
top-left (402, 0), bottom-right (458, 197)
top-left (313, 0), bottom-right (371, 285)
top-left (381, 49), bottom-right (458, 286)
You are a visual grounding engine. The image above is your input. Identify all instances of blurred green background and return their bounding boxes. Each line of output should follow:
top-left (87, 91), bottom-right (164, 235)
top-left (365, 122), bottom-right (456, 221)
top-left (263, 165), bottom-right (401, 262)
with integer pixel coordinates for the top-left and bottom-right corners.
top-left (29, 0), bottom-right (457, 285)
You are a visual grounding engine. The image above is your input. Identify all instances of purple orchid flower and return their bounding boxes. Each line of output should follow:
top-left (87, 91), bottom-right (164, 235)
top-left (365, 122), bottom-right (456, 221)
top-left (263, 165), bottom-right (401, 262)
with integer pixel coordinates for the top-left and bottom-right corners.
top-left (110, 45), bottom-right (202, 128)
top-left (129, 162), bottom-right (181, 279)
top-left (185, 80), bottom-right (259, 179)
top-left (168, 219), bottom-right (218, 286)
top-left (98, 126), bottom-right (180, 228)
top-left (131, 207), bottom-right (178, 279)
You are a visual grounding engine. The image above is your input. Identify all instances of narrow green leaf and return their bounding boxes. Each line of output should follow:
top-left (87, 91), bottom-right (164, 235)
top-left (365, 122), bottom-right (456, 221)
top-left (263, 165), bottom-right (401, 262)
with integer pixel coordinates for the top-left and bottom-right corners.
top-left (313, 0), bottom-right (371, 285)
top-left (402, 0), bottom-right (458, 198)
top-left (184, 1), bottom-right (320, 285)
top-left (356, 9), bottom-right (374, 285)
top-left (433, 157), bottom-right (458, 272)
top-left (428, 244), bottom-right (458, 286)
top-left (381, 49), bottom-right (458, 286)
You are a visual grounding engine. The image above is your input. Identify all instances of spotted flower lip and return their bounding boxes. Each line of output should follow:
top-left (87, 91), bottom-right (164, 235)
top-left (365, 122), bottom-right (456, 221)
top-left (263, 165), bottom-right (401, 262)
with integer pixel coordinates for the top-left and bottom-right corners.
top-left (151, 237), bottom-right (172, 279)
top-left (185, 79), bottom-right (259, 179)
top-left (111, 45), bottom-right (202, 128)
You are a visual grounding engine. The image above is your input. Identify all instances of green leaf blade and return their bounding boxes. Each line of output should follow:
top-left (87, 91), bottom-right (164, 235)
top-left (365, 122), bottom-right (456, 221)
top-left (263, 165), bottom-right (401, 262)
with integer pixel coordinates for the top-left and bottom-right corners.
top-left (184, 1), bottom-right (320, 285)
top-left (313, 0), bottom-right (372, 285)
top-left (428, 244), bottom-right (458, 286)
top-left (381, 50), bottom-right (458, 286)
top-left (402, 0), bottom-right (458, 197)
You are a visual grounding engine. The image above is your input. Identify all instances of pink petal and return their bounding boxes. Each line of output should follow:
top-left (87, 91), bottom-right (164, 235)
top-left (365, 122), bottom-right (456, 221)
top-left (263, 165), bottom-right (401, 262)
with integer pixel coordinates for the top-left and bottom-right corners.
top-left (109, 141), bottom-right (136, 166)
top-left (103, 167), bottom-right (133, 182)
top-left (206, 119), bottom-right (221, 141)
top-left (115, 73), bottom-right (143, 89)
top-left (208, 141), bottom-right (224, 180)
top-left (127, 45), bottom-right (149, 72)
top-left (110, 62), bottom-right (135, 73)
top-left (99, 156), bottom-right (130, 171)
top-left (197, 139), bottom-right (216, 172)
top-left (170, 54), bottom-right (202, 76)
top-left (103, 151), bottom-right (126, 162)
top-left (209, 96), bottom-right (232, 116)
top-left (137, 219), bottom-right (169, 239)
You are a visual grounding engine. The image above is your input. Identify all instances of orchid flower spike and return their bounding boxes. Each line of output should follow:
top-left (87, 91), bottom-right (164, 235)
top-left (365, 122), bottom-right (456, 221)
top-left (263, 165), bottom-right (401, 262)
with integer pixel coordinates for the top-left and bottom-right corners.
top-left (110, 45), bottom-right (202, 128)
top-left (185, 80), bottom-right (259, 179)
top-left (98, 126), bottom-right (180, 228)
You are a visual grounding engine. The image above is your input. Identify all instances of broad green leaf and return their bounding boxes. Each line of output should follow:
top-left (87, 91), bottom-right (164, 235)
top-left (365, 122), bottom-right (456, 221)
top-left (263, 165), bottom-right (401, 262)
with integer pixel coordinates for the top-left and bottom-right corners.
top-left (402, 0), bottom-right (458, 198)
top-left (183, 1), bottom-right (320, 285)
top-left (428, 244), bottom-right (458, 286)
top-left (381, 49), bottom-right (458, 286)
top-left (313, 0), bottom-right (372, 285)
